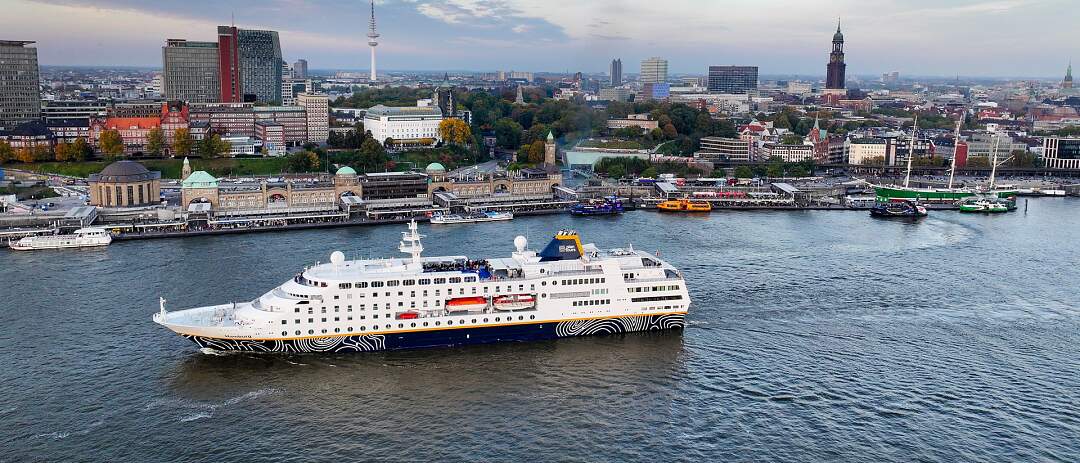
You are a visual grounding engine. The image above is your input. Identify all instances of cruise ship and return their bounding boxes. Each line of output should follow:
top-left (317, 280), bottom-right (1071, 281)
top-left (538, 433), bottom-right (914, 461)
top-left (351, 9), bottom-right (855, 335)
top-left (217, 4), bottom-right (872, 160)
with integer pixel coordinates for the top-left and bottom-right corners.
top-left (154, 221), bottom-right (690, 353)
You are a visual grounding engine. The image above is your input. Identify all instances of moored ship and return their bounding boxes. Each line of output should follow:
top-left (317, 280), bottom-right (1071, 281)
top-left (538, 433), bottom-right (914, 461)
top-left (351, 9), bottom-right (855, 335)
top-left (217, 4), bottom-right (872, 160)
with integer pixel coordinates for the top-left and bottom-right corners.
top-left (430, 211), bottom-right (513, 224)
top-left (154, 221), bottom-right (689, 353)
top-left (9, 228), bottom-right (112, 251)
top-left (657, 198), bottom-right (711, 212)
top-left (571, 196), bottom-right (624, 216)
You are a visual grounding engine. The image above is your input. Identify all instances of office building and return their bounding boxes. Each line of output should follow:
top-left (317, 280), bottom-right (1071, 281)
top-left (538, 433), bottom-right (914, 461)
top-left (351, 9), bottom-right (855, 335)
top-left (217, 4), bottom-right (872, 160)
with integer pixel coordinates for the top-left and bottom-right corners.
top-left (707, 66), bottom-right (758, 94)
top-left (1042, 137), bottom-right (1080, 169)
top-left (217, 26), bottom-right (242, 103)
top-left (364, 104), bottom-right (443, 146)
top-left (256, 121), bottom-right (286, 156)
top-left (297, 93), bottom-right (329, 144)
top-left (641, 82), bottom-right (670, 100)
top-left (610, 58), bottom-right (622, 86)
top-left (696, 137), bottom-right (752, 162)
top-left (237, 29), bottom-right (283, 102)
top-left (597, 87), bottom-right (630, 102)
top-left (0, 40), bottom-right (41, 130)
top-left (189, 102), bottom-right (256, 137)
top-left (162, 39), bottom-right (220, 103)
top-left (640, 57), bottom-right (668, 84)
top-left (253, 106), bottom-right (307, 143)
top-left (607, 114), bottom-right (658, 131)
top-left (41, 100), bottom-right (107, 123)
top-left (293, 59), bottom-right (308, 79)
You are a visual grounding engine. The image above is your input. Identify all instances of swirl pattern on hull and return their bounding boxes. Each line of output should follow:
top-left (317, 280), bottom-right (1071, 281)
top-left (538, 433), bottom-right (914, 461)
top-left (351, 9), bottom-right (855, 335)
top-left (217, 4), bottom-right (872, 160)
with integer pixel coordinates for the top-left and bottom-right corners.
top-left (555, 314), bottom-right (685, 337)
top-left (187, 334), bottom-right (386, 353)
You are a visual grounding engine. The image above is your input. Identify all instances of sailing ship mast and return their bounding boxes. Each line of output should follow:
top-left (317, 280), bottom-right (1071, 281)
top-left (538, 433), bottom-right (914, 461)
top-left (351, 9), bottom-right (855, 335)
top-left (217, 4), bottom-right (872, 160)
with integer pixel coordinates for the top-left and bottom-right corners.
top-left (948, 118), bottom-right (961, 189)
top-left (903, 115), bottom-right (918, 188)
top-left (988, 135), bottom-right (1001, 190)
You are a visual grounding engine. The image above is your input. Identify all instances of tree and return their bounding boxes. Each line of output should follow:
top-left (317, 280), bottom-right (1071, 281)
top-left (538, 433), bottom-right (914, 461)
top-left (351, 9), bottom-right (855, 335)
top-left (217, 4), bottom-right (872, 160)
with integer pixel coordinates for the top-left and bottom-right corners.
top-left (71, 137), bottom-right (90, 161)
top-left (198, 133), bottom-right (231, 159)
top-left (15, 147), bottom-right (34, 163)
top-left (494, 118), bottom-right (523, 149)
top-left (661, 123), bottom-right (678, 140)
top-left (54, 141), bottom-right (74, 161)
top-left (781, 133), bottom-right (804, 145)
top-left (641, 166), bottom-right (658, 178)
top-left (734, 165), bottom-right (754, 178)
top-left (0, 141), bottom-right (13, 163)
top-left (606, 165), bottom-right (626, 179)
top-left (526, 140), bottom-right (545, 164)
top-left (438, 118), bottom-right (472, 145)
top-left (286, 151), bottom-right (320, 172)
top-left (99, 129), bottom-right (125, 160)
top-left (172, 128), bottom-right (193, 157)
top-left (384, 137), bottom-right (395, 150)
top-left (146, 127), bottom-right (165, 157)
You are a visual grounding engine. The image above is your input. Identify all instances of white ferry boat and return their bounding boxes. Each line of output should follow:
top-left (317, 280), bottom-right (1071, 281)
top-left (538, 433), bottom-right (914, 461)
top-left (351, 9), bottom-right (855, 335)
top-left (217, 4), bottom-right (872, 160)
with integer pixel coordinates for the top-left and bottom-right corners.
top-left (430, 211), bottom-right (513, 224)
top-left (154, 221), bottom-right (689, 353)
top-left (9, 227), bottom-right (112, 251)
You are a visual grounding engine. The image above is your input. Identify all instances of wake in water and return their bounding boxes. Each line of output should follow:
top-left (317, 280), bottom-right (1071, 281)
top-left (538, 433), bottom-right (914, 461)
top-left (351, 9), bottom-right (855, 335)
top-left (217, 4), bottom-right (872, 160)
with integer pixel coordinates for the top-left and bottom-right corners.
top-left (142, 387), bottom-right (283, 422)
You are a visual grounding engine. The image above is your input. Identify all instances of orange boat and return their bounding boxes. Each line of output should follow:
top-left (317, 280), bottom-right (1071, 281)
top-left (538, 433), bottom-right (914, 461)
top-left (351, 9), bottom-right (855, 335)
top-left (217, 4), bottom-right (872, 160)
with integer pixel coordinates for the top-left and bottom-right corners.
top-left (445, 296), bottom-right (488, 311)
top-left (657, 198), bottom-right (712, 212)
top-left (493, 294), bottom-right (536, 311)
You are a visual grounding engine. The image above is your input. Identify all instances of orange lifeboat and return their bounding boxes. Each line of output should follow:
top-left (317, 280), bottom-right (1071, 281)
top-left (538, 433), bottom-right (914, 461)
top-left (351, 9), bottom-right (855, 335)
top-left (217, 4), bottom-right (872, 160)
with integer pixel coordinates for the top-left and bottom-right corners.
top-left (446, 296), bottom-right (488, 311)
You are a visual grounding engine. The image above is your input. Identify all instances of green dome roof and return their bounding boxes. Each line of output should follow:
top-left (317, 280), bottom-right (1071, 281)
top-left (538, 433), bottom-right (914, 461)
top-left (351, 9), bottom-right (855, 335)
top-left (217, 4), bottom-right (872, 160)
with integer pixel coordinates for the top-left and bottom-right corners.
top-left (335, 166), bottom-right (357, 176)
top-left (181, 170), bottom-right (218, 189)
top-left (425, 162), bottom-right (446, 172)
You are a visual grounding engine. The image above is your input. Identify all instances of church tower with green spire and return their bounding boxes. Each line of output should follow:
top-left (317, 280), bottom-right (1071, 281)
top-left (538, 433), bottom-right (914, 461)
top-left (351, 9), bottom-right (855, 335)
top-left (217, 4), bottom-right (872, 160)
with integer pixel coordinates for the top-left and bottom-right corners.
top-left (1065, 61), bottom-right (1074, 89)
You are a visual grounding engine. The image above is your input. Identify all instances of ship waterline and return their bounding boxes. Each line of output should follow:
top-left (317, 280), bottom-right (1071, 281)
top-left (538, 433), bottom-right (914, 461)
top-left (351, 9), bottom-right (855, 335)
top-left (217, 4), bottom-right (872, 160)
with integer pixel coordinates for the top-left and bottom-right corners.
top-left (155, 221), bottom-right (691, 352)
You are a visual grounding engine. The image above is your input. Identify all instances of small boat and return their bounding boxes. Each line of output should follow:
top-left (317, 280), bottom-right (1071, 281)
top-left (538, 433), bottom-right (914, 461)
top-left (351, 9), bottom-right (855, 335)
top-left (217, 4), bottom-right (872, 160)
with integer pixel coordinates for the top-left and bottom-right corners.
top-left (870, 200), bottom-right (928, 218)
top-left (445, 296), bottom-right (488, 311)
top-left (493, 294), bottom-right (536, 311)
top-left (9, 227), bottom-right (112, 251)
top-left (959, 198), bottom-right (1009, 213)
top-left (430, 211), bottom-right (513, 224)
top-left (657, 198), bottom-right (712, 212)
top-left (395, 311), bottom-right (419, 320)
top-left (571, 196), bottom-right (624, 216)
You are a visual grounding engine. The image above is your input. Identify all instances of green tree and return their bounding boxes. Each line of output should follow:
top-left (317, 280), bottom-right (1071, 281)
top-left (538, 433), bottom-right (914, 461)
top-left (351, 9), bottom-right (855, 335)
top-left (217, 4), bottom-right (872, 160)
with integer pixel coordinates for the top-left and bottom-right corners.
top-left (661, 123), bottom-right (678, 140)
top-left (197, 134), bottom-right (231, 159)
top-left (494, 118), bottom-right (523, 149)
top-left (54, 141), bottom-right (74, 161)
top-left (606, 164), bottom-right (626, 179)
top-left (99, 129), bottom-right (125, 160)
top-left (286, 151), bottom-right (320, 172)
top-left (172, 128), bottom-right (193, 157)
top-left (640, 166), bottom-right (658, 178)
top-left (146, 127), bottom-right (165, 157)
top-left (734, 165), bottom-right (754, 178)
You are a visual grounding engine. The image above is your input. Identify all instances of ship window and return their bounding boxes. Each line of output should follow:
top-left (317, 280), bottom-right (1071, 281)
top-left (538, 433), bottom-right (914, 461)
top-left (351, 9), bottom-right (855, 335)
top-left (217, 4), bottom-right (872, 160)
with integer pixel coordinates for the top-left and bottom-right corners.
top-left (339, 283), bottom-right (351, 289)
top-left (322, 329), bottom-right (327, 333)
top-left (347, 306), bottom-right (352, 311)
top-left (334, 317), bottom-right (340, 321)
top-left (386, 280), bottom-right (399, 287)
top-left (434, 278), bottom-right (446, 284)
top-left (542, 281), bottom-right (546, 286)
top-left (530, 315), bottom-right (535, 320)
top-left (371, 281), bottom-right (384, 287)
top-left (403, 280), bottom-right (415, 286)
top-left (372, 325), bottom-right (378, 331)
top-left (411, 323), bottom-right (416, 327)
top-left (348, 316), bottom-right (353, 321)
top-left (398, 323), bottom-right (403, 328)
top-left (484, 318), bottom-right (489, 322)
top-left (308, 318), bottom-right (313, 323)
top-left (335, 328), bottom-right (340, 333)
top-left (348, 327), bottom-right (353, 332)
top-left (398, 302), bottom-right (404, 307)
top-left (308, 329), bottom-right (314, 334)
top-left (518, 316), bottom-right (524, 320)
top-left (471, 288), bottom-right (476, 294)
top-left (449, 277), bottom-right (461, 283)
top-left (464, 276), bottom-right (476, 283)
top-left (296, 330), bottom-right (301, 335)
top-left (423, 322), bottom-right (429, 326)
top-left (321, 318), bottom-right (327, 322)
top-left (356, 282), bottom-right (368, 288)
top-left (484, 287), bottom-right (489, 293)
top-left (435, 321), bottom-right (441, 326)
top-left (471, 319), bottom-right (477, 323)
top-left (334, 295), bottom-right (339, 300)
top-left (295, 319), bottom-right (300, 324)
top-left (447, 320), bottom-right (453, 325)
top-left (282, 331), bottom-right (287, 336)
top-left (334, 306), bottom-right (339, 311)
top-left (385, 324), bottom-right (391, 329)
top-left (294, 308), bottom-right (299, 313)
top-left (423, 290), bottom-right (428, 297)
top-left (419, 279), bottom-right (431, 285)
top-left (361, 326), bottom-right (366, 331)
top-left (281, 320), bottom-right (287, 325)
top-left (398, 291), bottom-right (404, 297)
top-left (321, 308), bottom-right (326, 313)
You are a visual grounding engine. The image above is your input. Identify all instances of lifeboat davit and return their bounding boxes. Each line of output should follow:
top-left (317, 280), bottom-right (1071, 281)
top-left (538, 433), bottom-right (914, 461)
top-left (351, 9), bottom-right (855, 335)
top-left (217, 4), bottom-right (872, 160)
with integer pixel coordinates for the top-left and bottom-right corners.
top-left (445, 296), bottom-right (488, 311)
top-left (493, 294), bottom-right (536, 311)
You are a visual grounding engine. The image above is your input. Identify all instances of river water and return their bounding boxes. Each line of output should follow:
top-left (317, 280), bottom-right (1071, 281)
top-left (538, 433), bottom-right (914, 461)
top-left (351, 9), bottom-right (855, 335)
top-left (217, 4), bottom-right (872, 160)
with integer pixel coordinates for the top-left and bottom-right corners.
top-left (3, 199), bottom-right (1079, 461)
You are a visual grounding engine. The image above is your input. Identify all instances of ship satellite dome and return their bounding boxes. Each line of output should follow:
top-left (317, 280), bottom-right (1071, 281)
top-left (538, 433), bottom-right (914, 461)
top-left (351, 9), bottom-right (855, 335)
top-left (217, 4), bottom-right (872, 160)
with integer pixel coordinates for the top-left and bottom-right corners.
top-left (330, 251), bottom-right (345, 265)
top-left (514, 235), bottom-right (527, 252)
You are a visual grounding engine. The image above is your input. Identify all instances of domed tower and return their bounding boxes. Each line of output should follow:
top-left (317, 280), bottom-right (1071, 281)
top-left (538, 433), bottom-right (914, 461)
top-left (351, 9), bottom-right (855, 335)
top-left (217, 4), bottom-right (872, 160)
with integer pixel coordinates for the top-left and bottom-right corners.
top-left (544, 130), bottom-right (556, 166)
top-left (826, 18), bottom-right (847, 92)
top-left (181, 157), bottom-right (191, 181)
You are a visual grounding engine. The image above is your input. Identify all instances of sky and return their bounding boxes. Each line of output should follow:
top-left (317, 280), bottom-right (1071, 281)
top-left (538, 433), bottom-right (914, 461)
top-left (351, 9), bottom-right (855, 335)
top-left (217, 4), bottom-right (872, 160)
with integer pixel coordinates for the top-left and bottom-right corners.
top-left (1, 0), bottom-right (1075, 78)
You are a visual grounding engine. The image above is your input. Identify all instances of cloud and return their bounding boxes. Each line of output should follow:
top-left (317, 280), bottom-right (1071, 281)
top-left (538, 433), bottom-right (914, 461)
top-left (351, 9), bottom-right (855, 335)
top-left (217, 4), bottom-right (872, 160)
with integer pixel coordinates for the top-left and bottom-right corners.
top-left (511, 24), bottom-right (530, 33)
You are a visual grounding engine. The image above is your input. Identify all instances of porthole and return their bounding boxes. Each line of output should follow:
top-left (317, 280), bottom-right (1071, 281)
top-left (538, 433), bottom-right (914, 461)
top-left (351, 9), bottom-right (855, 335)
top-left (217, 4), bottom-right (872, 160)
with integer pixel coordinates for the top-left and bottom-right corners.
top-left (281, 331), bottom-right (287, 336)
top-left (308, 329), bottom-right (314, 334)
top-left (334, 328), bottom-right (340, 333)
top-left (530, 315), bottom-right (535, 320)
top-left (398, 323), bottom-right (404, 328)
top-left (447, 320), bottom-right (453, 325)
top-left (295, 330), bottom-right (301, 335)
top-left (411, 323), bottom-right (416, 327)
top-left (347, 327), bottom-right (353, 332)
top-left (483, 318), bottom-right (489, 322)
top-left (495, 317), bottom-right (501, 322)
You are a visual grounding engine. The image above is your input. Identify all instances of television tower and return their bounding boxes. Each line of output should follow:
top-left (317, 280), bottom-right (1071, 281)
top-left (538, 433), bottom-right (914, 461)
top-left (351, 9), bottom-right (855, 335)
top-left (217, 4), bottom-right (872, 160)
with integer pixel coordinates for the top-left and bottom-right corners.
top-left (367, 0), bottom-right (380, 82)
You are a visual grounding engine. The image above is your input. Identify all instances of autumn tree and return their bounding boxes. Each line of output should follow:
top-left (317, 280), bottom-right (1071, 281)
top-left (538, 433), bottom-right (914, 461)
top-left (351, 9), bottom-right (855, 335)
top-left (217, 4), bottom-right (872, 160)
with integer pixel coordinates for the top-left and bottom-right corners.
top-left (71, 137), bottom-right (90, 161)
top-left (146, 127), bottom-right (165, 157)
top-left (172, 128), bottom-right (193, 157)
top-left (438, 118), bottom-right (472, 145)
top-left (54, 141), bottom-right (75, 161)
top-left (99, 129), bottom-right (125, 160)
top-left (15, 147), bottom-right (34, 163)
top-left (0, 141), bottom-right (13, 163)
top-left (198, 133), bottom-right (231, 159)
top-left (527, 140), bottom-right (545, 164)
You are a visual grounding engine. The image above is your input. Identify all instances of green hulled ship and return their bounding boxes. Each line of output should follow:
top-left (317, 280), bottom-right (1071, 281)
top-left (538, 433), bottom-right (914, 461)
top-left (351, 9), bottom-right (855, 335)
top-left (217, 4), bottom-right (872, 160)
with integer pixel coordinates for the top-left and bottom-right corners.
top-left (873, 185), bottom-right (1018, 203)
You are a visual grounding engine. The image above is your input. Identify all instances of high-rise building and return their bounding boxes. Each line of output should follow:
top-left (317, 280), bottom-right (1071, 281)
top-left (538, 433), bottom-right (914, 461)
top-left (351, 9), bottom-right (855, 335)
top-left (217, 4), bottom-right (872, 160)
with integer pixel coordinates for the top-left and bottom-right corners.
top-left (293, 59), bottom-right (308, 79)
top-left (640, 57), bottom-right (667, 84)
top-left (0, 40), bottom-right (41, 130)
top-left (162, 39), bottom-right (220, 104)
top-left (1064, 62), bottom-right (1074, 89)
top-left (297, 93), bottom-right (329, 144)
top-left (367, 0), bottom-right (380, 82)
top-left (217, 26), bottom-right (242, 103)
top-left (237, 29), bottom-right (282, 103)
top-left (825, 19), bottom-right (847, 91)
top-left (610, 58), bottom-right (622, 86)
top-left (707, 66), bottom-right (758, 94)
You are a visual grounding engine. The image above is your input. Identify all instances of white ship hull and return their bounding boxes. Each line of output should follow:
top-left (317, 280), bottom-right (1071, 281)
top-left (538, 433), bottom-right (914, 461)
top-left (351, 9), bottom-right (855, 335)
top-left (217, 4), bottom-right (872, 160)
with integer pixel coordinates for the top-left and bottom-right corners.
top-left (430, 212), bottom-right (513, 224)
top-left (9, 228), bottom-right (112, 251)
top-left (155, 223), bottom-right (690, 353)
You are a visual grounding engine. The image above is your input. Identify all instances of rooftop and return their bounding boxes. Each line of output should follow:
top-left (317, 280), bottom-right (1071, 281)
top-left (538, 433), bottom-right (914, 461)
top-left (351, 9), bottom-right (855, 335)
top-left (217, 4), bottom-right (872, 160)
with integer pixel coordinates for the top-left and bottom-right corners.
top-left (365, 105), bottom-right (443, 117)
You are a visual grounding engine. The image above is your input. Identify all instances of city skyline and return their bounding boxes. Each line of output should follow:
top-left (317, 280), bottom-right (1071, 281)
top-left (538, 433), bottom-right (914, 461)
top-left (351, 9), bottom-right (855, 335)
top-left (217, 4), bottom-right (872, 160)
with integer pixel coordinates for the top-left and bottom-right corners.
top-left (2, 0), bottom-right (1078, 78)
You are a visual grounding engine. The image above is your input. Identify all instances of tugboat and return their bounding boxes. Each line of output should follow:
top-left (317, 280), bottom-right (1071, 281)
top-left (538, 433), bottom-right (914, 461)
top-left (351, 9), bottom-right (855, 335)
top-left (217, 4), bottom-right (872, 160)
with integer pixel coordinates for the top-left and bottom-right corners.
top-left (870, 200), bottom-right (928, 218)
top-left (571, 196), bottom-right (624, 216)
top-left (657, 198), bottom-right (712, 212)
